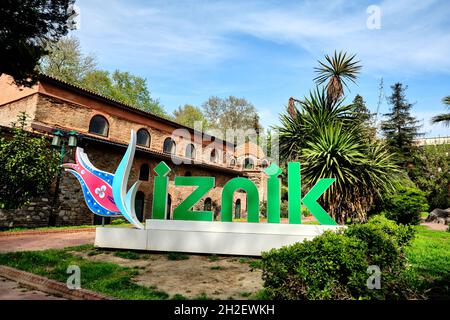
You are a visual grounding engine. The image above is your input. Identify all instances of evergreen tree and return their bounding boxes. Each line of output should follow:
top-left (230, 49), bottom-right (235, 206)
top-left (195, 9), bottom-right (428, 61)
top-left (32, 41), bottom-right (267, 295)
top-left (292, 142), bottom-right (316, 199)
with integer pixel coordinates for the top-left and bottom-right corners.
top-left (381, 83), bottom-right (422, 162)
top-left (0, 0), bottom-right (75, 86)
top-left (352, 94), bottom-right (372, 124)
top-left (352, 94), bottom-right (376, 141)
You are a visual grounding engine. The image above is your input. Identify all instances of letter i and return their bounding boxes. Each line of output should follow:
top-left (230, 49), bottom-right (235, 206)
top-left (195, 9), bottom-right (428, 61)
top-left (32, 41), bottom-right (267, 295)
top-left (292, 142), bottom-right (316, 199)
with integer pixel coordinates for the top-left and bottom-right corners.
top-left (151, 162), bottom-right (171, 219)
top-left (288, 162), bottom-right (301, 224)
top-left (264, 163), bottom-right (282, 223)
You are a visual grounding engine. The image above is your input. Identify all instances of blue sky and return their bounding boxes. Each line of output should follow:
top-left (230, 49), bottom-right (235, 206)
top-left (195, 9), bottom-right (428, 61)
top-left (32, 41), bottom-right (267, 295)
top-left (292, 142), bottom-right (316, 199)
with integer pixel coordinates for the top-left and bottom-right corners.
top-left (72, 0), bottom-right (450, 137)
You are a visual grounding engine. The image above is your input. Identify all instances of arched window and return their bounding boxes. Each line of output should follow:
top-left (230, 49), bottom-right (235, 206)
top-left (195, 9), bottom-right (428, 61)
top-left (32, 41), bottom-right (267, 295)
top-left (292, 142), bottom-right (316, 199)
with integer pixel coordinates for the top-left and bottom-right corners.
top-left (139, 163), bottom-right (150, 181)
top-left (89, 115), bottom-right (109, 136)
top-left (137, 129), bottom-right (150, 147)
top-left (261, 159), bottom-right (269, 168)
top-left (204, 198), bottom-right (212, 211)
top-left (230, 158), bottom-right (236, 167)
top-left (163, 138), bottom-right (176, 154)
top-left (234, 199), bottom-right (241, 219)
top-left (210, 149), bottom-right (217, 163)
top-left (135, 191), bottom-right (145, 222)
top-left (185, 143), bottom-right (195, 159)
top-left (244, 157), bottom-right (254, 169)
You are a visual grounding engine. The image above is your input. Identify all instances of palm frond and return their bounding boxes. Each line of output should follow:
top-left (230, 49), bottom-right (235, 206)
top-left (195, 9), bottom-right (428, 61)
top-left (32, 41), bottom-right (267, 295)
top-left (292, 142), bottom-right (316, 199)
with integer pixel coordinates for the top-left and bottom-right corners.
top-left (313, 50), bottom-right (362, 104)
top-left (431, 113), bottom-right (450, 126)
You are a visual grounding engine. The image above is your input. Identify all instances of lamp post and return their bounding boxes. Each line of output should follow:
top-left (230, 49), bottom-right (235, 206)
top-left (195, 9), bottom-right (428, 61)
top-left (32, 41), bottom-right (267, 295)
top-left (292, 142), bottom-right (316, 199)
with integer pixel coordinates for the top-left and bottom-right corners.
top-left (49, 129), bottom-right (80, 226)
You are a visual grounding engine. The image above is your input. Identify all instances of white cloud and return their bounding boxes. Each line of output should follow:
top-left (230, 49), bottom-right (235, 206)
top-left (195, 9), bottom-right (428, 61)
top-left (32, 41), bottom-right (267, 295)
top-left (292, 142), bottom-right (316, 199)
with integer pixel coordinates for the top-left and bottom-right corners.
top-left (73, 0), bottom-right (450, 137)
top-left (76, 0), bottom-right (450, 75)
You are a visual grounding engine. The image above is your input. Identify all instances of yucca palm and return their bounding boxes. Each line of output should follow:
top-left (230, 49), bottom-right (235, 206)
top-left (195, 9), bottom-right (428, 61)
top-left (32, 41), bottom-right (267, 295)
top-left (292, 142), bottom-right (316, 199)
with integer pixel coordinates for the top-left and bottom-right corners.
top-left (314, 51), bottom-right (361, 107)
top-left (431, 96), bottom-right (450, 126)
top-left (301, 123), bottom-right (401, 223)
top-left (278, 88), bottom-right (354, 160)
top-left (276, 88), bottom-right (401, 224)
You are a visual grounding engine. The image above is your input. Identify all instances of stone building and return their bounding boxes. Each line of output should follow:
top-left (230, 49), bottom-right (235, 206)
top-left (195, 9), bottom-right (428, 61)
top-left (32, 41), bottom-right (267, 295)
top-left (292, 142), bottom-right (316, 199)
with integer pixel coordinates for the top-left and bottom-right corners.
top-left (0, 75), bottom-right (270, 228)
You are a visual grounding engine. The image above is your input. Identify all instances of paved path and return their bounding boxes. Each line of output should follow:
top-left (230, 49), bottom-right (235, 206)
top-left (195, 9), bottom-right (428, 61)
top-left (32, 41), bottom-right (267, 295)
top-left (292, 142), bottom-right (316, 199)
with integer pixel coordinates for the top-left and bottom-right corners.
top-left (420, 222), bottom-right (448, 231)
top-left (0, 276), bottom-right (65, 300)
top-left (0, 230), bottom-right (95, 252)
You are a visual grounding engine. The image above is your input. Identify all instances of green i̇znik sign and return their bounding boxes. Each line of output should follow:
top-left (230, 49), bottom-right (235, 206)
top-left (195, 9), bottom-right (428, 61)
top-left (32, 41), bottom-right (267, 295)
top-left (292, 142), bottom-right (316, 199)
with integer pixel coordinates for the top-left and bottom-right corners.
top-left (151, 161), bottom-right (337, 226)
top-left (63, 131), bottom-right (337, 229)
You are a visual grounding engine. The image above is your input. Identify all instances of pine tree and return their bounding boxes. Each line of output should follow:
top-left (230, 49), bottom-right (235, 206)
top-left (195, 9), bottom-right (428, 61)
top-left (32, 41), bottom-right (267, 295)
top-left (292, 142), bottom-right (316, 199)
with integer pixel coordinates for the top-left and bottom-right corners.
top-left (381, 83), bottom-right (422, 162)
top-left (352, 94), bottom-right (376, 141)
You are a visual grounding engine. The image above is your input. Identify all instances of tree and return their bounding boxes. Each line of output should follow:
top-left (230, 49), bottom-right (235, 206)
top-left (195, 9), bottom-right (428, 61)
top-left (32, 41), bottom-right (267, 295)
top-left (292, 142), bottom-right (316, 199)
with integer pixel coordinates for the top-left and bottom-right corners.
top-left (381, 83), bottom-right (422, 162)
top-left (40, 36), bottom-right (166, 116)
top-left (314, 51), bottom-right (362, 107)
top-left (39, 36), bottom-right (96, 83)
top-left (431, 96), bottom-right (450, 127)
top-left (278, 88), bottom-right (354, 160)
top-left (276, 89), bottom-right (400, 224)
top-left (173, 104), bottom-right (208, 128)
top-left (202, 96), bottom-right (262, 136)
top-left (0, 113), bottom-right (59, 209)
top-left (0, 0), bottom-right (75, 86)
top-left (82, 70), bottom-right (166, 116)
top-left (352, 94), bottom-right (376, 140)
top-left (408, 144), bottom-right (450, 210)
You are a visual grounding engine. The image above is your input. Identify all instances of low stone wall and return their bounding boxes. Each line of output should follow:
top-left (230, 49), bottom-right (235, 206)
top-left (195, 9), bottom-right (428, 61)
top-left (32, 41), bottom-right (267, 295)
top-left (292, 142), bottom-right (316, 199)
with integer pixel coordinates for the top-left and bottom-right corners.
top-left (0, 195), bottom-right (52, 229)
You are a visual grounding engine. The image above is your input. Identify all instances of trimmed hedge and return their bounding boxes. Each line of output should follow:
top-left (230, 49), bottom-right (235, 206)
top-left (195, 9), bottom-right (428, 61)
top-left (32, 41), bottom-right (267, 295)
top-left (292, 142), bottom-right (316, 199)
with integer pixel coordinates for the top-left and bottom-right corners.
top-left (261, 216), bottom-right (415, 300)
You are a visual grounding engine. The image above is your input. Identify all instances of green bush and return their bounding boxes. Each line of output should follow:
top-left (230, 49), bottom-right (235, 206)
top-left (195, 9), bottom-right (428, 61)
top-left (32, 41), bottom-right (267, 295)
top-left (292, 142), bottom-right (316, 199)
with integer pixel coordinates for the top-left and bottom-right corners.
top-left (301, 205), bottom-right (311, 217)
top-left (280, 200), bottom-right (288, 218)
top-left (430, 190), bottom-right (450, 210)
top-left (261, 216), bottom-right (415, 300)
top-left (111, 218), bottom-right (127, 225)
top-left (345, 215), bottom-right (415, 268)
top-left (382, 187), bottom-right (429, 225)
top-left (262, 230), bottom-right (367, 299)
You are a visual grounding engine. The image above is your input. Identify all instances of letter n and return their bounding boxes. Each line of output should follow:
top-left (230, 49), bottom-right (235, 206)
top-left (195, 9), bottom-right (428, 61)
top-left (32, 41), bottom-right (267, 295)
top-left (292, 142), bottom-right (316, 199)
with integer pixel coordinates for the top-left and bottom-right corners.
top-left (221, 178), bottom-right (259, 223)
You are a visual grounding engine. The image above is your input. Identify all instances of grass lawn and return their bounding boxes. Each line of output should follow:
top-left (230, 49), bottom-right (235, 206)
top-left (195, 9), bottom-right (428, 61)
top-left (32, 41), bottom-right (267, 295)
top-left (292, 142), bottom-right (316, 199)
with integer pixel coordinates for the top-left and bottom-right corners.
top-left (403, 226), bottom-right (450, 299)
top-left (0, 245), bottom-right (170, 299)
top-left (0, 226), bottom-right (448, 300)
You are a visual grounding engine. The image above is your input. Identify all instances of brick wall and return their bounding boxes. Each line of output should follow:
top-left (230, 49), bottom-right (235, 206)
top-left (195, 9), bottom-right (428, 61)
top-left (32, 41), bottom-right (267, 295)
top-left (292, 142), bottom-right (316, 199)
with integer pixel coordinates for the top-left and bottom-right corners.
top-left (0, 78), bottom-right (270, 228)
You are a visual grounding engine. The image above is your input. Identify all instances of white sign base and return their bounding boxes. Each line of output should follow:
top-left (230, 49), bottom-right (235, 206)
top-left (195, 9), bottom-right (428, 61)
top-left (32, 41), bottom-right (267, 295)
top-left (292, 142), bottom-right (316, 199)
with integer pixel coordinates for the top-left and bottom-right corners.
top-left (95, 220), bottom-right (343, 256)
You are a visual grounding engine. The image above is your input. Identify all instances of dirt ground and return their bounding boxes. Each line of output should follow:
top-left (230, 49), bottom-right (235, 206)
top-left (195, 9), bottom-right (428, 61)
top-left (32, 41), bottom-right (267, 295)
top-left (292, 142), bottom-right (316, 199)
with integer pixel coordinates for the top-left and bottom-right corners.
top-left (420, 222), bottom-right (449, 231)
top-left (72, 250), bottom-right (263, 299)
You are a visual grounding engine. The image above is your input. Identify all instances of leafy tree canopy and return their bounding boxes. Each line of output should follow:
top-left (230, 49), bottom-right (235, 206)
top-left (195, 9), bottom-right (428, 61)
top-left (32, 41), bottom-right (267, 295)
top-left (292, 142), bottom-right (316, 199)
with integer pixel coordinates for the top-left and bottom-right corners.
top-left (39, 35), bottom-right (95, 84)
top-left (0, 113), bottom-right (59, 209)
top-left (81, 70), bottom-right (166, 116)
top-left (202, 96), bottom-right (262, 136)
top-left (40, 36), bottom-right (166, 116)
top-left (0, 0), bottom-right (75, 86)
top-left (173, 104), bottom-right (209, 129)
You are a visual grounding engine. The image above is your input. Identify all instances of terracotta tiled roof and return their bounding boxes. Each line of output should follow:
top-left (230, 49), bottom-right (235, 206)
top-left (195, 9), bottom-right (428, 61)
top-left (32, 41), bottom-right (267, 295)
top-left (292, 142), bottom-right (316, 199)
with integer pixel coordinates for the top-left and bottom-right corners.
top-left (39, 74), bottom-right (235, 147)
